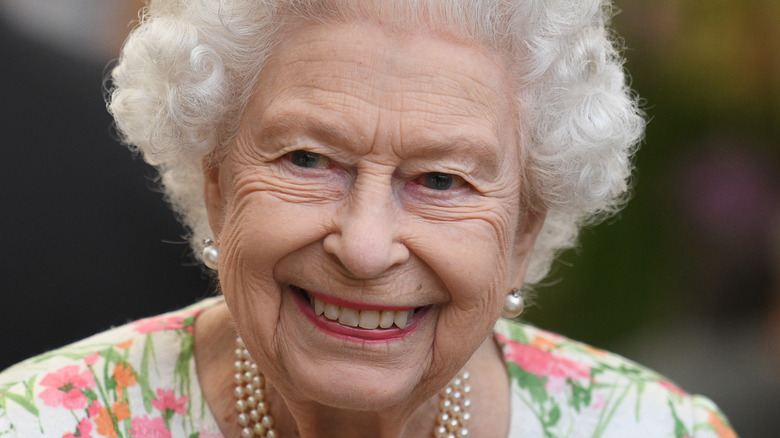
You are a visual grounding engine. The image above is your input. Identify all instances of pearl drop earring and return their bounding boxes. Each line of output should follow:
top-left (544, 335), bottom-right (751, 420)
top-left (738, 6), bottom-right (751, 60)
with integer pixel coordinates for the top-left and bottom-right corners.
top-left (501, 288), bottom-right (524, 319)
top-left (202, 239), bottom-right (219, 270)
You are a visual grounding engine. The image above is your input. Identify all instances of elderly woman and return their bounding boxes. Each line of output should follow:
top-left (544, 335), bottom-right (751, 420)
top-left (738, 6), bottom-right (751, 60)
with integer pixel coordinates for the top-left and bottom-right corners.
top-left (0, 0), bottom-right (736, 437)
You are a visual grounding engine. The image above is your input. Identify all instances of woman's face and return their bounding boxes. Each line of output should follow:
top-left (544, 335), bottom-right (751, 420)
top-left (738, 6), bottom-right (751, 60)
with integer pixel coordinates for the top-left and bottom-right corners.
top-left (204, 21), bottom-right (542, 411)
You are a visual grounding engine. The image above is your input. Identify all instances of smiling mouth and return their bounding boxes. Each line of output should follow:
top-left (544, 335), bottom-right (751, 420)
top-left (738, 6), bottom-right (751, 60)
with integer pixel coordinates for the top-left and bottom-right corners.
top-left (290, 285), bottom-right (420, 330)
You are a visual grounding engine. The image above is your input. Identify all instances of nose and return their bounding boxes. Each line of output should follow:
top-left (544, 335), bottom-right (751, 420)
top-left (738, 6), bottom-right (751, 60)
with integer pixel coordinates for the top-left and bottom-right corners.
top-left (323, 179), bottom-right (409, 279)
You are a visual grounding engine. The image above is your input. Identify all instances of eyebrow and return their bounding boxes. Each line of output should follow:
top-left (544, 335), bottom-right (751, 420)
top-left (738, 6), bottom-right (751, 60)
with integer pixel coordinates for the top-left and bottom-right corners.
top-left (254, 111), bottom-right (363, 155)
top-left (255, 111), bottom-right (502, 179)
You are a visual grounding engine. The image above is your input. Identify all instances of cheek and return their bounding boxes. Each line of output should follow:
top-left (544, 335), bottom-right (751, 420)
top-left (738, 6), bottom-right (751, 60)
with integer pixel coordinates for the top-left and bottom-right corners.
top-left (216, 173), bottom-right (338, 308)
top-left (414, 208), bottom-right (517, 315)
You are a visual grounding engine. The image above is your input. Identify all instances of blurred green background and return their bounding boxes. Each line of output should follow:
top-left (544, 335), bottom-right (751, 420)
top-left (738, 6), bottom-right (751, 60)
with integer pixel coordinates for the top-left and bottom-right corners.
top-left (522, 1), bottom-right (780, 435)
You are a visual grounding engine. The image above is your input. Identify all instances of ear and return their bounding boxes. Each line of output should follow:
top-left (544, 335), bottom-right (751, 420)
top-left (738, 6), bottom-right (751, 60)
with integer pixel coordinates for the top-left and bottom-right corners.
top-left (203, 158), bottom-right (227, 239)
top-left (508, 209), bottom-right (546, 287)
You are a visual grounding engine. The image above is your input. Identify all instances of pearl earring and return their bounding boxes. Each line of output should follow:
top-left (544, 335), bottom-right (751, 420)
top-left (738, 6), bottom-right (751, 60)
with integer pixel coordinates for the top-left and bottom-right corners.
top-left (501, 288), bottom-right (524, 319)
top-left (202, 239), bottom-right (219, 270)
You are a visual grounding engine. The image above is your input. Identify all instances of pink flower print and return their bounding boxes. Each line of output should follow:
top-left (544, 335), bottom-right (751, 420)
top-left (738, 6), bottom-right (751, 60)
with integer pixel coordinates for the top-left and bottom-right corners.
top-left (496, 333), bottom-right (590, 381)
top-left (84, 353), bottom-right (99, 366)
top-left (39, 365), bottom-right (95, 409)
top-left (591, 393), bottom-right (606, 410)
top-left (151, 388), bottom-right (188, 417)
top-left (63, 417), bottom-right (93, 438)
top-left (133, 312), bottom-right (197, 334)
top-left (658, 380), bottom-right (686, 396)
top-left (87, 401), bottom-right (101, 417)
top-left (544, 376), bottom-right (567, 394)
top-left (129, 415), bottom-right (172, 438)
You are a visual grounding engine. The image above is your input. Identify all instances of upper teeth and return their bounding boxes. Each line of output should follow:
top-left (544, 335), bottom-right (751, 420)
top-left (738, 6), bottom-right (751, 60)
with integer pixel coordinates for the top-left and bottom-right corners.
top-left (311, 296), bottom-right (414, 329)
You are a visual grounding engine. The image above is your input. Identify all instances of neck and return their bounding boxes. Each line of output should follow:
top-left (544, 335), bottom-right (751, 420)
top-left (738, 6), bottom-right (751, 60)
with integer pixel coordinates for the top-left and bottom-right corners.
top-left (284, 400), bottom-right (433, 438)
top-left (194, 301), bottom-right (507, 438)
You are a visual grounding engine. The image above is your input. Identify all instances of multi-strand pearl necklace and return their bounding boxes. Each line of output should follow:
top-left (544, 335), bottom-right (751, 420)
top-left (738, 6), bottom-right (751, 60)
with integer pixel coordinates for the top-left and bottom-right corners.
top-left (234, 337), bottom-right (472, 438)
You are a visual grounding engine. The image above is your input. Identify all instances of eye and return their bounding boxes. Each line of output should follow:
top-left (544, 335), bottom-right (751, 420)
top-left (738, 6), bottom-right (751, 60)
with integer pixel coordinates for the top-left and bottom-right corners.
top-left (419, 172), bottom-right (465, 191)
top-left (288, 150), bottom-right (328, 168)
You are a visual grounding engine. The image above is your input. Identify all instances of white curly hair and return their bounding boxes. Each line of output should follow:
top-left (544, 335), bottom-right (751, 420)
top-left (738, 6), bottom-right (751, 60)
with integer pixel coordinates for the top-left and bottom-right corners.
top-left (108, 0), bottom-right (644, 285)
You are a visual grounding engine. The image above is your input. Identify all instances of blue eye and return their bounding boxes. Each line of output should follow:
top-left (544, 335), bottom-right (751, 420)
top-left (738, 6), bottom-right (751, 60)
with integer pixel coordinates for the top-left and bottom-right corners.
top-left (289, 150), bottom-right (324, 168)
top-left (422, 172), bottom-right (455, 190)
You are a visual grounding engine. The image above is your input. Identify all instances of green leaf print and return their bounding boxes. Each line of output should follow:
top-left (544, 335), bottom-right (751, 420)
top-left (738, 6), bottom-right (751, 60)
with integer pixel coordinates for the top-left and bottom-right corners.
top-left (83, 388), bottom-right (99, 405)
top-left (547, 404), bottom-right (561, 426)
top-left (1, 392), bottom-right (39, 418)
top-left (139, 334), bottom-right (158, 413)
top-left (669, 400), bottom-right (691, 438)
top-left (510, 364), bottom-right (548, 405)
top-left (175, 333), bottom-right (194, 395)
top-left (570, 379), bottom-right (592, 412)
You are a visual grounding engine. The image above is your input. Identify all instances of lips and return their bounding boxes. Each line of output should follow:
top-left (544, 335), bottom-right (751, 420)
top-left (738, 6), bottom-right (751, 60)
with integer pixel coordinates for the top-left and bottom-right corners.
top-left (290, 285), bottom-right (428, 342)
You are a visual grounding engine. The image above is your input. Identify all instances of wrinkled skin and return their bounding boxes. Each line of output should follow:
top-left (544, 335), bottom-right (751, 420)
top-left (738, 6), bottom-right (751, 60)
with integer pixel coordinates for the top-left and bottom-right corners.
top-left (197, 20), bottom-right (544, 437)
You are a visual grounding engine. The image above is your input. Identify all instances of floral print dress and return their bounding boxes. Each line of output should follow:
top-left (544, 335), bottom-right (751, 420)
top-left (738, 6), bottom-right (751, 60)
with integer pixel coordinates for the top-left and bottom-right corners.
top-left (0, 298), bottom-right (737, 437)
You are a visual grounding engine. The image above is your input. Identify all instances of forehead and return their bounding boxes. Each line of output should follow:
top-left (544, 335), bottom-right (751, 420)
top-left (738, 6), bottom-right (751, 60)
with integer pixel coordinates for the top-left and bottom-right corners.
top-left (247, 21), bottom-right (517, 159)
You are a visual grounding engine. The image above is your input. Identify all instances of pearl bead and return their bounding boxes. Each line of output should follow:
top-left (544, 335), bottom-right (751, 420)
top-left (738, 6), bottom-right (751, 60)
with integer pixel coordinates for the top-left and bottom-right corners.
top-left (266, 429), bottom-right (278, 438)
top-left (238, 413), bottom-right (249, 426)
top-left (253, 423), bottom-right (266, 435)
top-left (261, 414), bottom-right (274, 428)
top-left (240, 427), bottom-right (253, 438)
top-left (501, 290), bottom-right (524, 318)
top-left (202, 244), bottom-right (219, 270)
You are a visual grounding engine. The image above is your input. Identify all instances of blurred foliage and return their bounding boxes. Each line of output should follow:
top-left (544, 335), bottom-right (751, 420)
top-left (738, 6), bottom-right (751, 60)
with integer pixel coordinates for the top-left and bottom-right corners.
top-left (522, 0), bottom-right (780, 348)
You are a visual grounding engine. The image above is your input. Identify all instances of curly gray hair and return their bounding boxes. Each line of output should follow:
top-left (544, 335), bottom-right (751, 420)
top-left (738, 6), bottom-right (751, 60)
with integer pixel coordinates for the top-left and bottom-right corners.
top-left (108, 0), bottom-right (644, 285)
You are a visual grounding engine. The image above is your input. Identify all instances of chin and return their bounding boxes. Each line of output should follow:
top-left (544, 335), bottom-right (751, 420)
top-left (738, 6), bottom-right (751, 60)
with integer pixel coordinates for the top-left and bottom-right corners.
top-left (281, 358), bottom-right (430, 412)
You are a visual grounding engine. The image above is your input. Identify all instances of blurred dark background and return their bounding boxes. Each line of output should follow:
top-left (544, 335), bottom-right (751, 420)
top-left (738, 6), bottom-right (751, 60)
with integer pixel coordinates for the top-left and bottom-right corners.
top-left (0, 0), bottom-right (212, 373)
top-left (1, 1), bottom-right (778, 436)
